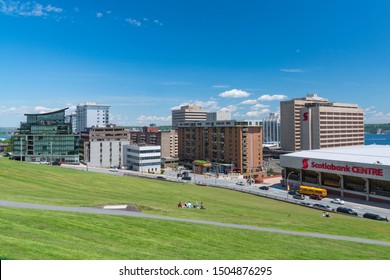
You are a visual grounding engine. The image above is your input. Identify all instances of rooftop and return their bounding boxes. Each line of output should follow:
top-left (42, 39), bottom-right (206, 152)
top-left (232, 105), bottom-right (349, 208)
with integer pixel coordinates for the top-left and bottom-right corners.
top-left (282, 145), bottom-right (390, 166)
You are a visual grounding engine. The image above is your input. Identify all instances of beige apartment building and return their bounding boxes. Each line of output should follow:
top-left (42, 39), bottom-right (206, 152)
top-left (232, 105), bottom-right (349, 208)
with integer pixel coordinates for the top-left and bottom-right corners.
top-left (172, 105), bottom-right (208, 128)
top-left (281, 94), bottom-right (364, 151)
top-left (177, 120), bottom-right (263, 178)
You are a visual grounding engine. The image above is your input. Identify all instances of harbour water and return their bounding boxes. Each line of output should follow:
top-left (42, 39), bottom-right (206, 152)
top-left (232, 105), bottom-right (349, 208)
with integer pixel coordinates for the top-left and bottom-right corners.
top-left (365, 133), bottom-right (390, 145)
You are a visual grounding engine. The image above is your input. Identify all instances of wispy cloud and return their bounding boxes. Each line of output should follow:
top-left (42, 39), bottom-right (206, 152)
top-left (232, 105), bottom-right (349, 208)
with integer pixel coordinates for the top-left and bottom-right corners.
top-left (136, 115), bottom-right (171, 123)
top-left (240, 99), bottom-right (257, 105)
top-left (125, 17), bottom-right (141, 27)
top-left (246, 109), bottom-right (270, 118)
top-left (0, 105), bottom-right (61, 116)
top-left (212, 85), bottom-right (230, 89)
top-left (280, 68), bottom-right (304, 73)
top-left (153, 19), bottom-right (163, 26)
top-left (251, 104), bottom-right (270, 110)
top-left (219, 105), bottom-right (238, 113)
top-left (219, 89), bottom-right (250, 98)
top-left (96, 12), bottom-right (103, 18)
top-left (258, 94), bottom-right (287, 101)
top-left (0, 1), bottom-right (63, 18)
top-left (171, 98), bottom-right (220, 112)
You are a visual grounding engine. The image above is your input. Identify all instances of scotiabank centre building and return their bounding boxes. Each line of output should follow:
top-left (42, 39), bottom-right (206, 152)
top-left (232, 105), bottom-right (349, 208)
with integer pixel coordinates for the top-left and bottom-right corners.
top-left (280, 145), bottom-right (390, 204)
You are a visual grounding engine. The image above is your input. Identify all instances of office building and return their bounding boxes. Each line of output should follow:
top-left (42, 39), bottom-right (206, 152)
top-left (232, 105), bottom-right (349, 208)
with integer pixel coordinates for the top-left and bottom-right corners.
top-left (76, 102), bottom-right (110, 133)
top-left (12, 108), bottom-right (79, 163)
top-left (263, 113), bottom-right (280, 146)
top-left (123, 144), bottom-right (161, 173)
top-left (280, 94), bottom-right (364, 151)
top-left (80, 125), bottom-right (129, 168)
top-left (172, 105), bottom-right (208, 128)
top-left (206, 111), bottom-right (232, 122)
top-left (177, 120), bottom-right (263, 179)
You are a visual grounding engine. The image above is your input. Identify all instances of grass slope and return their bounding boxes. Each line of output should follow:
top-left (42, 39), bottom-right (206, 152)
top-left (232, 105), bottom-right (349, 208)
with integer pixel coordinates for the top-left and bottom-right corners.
top-left (0, 158), bottom-right (389, 259)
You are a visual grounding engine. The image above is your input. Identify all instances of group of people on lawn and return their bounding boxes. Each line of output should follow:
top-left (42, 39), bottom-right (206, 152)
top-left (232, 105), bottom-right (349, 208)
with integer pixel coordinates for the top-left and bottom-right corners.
top-left (178, 200), bottom-right (205, 209)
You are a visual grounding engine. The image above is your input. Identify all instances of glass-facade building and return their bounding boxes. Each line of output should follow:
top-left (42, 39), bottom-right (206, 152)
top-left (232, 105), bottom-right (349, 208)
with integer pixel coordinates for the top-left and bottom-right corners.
top-left (13, 108), bottom-right (79, 163)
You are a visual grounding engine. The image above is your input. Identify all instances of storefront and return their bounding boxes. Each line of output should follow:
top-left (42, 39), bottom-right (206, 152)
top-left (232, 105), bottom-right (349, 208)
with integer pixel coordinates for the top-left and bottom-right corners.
top-left (280, 145), bottom-right (390, 204)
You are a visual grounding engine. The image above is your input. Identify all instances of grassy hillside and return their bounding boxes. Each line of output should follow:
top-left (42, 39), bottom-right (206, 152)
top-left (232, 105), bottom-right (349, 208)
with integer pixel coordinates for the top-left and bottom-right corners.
top-left (0, 158), bottom-right (389, 259)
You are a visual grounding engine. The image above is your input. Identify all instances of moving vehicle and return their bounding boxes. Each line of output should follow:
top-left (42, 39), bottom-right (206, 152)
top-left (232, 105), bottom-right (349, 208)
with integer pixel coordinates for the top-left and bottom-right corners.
top-left (293, 193), bottom-right (305, 200)
top-left (156, 176), bottom-right (166, 180)
top-left (309, 194), bottom-right (322, 200)
top-left (331, 198), bottom-right (344, 205)
top-left (109, 168), bottom-right (118, 172)
top-left (301, 202), bottom-right (313, 207)
top-left (181, 176), bottom-right (191, 181)
top-left (298, 186), bottom-right (327, 197)
top-left (363, 213), bottom-right (388, 221)
top-left (236, 181), bottom-right (245, 186)
top-left (336, 207), bottom-right (358, 216)
top-left (259, 186), bottom-right (269, 190)
top-left (288, 189), bottom-right (296, 195)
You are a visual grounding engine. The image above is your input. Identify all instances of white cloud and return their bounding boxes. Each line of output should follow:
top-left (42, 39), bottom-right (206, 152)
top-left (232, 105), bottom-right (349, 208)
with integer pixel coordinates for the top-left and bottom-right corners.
top-left (246, 109), bottom-right (271, 118)
top-left (240, 99), bottom-right (257, 105)
top-left (0, 1), bottom-right (63, 18)
top-left (250, 104), bottom-right (270, 110)
top-left (153, 19), bottom-right (163, 26)
top-left (171, 98), bottom-right (220, 112)
top-left (280, 68), bottom-right (304, 73)
top-left (219, 105), bottom-right (238, 113)
top-left (212, 85), bottom-right (230, 89)
top-left (96, 12), bottom-right (103, 18)
top-left (258, 94), bottom-right (287, 101)
top-left (126, 17), bottom-right (141, 27)
top-left (136, 115), bottom-right (171, 123)
top-left (219, 89), bottom-right (250, 98)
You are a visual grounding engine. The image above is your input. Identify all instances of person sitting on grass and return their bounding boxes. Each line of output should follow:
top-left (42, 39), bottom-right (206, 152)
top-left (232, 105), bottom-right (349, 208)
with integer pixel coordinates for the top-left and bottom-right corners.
top-left (200, 201), bottom-right (205, 210)
top-left (187, 201), bottom-right (192, 208)
top-left (178, 201), bottom-right (183, 208)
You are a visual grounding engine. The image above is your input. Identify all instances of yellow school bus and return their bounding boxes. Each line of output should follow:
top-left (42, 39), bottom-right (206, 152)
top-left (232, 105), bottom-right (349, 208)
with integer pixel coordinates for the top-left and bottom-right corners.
top-left (298, 185), bottom-right (327, 197)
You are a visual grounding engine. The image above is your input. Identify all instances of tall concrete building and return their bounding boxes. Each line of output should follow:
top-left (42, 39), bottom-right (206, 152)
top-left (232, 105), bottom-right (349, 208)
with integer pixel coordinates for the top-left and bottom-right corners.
top-left (206, 111), bottom-right (232, 122)
top-left (177, 120), bottom-right (263, 179)
top-left (76, 102), bottom-right (110, 133)
top-left (160, 130), bottom-right (178, 158)
top-left (280, 94), bottom-right (364, 151)
top-left (171, 105), bottom-right (208, 128)
top-left (263, 113), bottom-right (280, 146)
top-left (80, 125), bottom-right (129, 168)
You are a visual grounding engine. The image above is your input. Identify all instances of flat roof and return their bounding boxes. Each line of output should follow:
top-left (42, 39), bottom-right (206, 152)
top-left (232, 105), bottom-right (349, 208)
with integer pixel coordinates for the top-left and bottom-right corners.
top-left (282, 145), bottom-right (390, 166)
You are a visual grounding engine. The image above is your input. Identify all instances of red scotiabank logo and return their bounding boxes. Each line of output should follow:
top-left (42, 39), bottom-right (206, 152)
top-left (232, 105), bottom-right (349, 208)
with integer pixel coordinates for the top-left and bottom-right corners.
top-left (302, 158), bottom-right (309, 169)
top-left (303, 112), bottom-right (309, 121)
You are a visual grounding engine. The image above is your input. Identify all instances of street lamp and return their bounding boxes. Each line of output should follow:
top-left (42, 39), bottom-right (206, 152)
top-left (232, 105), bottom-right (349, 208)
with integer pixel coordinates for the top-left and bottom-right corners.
top-left (286, 171), bottom-right (297, 199)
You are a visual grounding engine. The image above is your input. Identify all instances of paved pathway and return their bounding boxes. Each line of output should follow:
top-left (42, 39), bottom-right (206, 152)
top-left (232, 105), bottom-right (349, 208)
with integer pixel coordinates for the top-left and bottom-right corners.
top-left (1, 199), bottom-right (389, 246)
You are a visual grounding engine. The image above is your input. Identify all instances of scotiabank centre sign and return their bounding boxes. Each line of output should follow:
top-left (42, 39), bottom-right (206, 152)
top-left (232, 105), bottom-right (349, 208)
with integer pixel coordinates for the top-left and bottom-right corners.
top-left (302, 158), bottom-right (384, 177)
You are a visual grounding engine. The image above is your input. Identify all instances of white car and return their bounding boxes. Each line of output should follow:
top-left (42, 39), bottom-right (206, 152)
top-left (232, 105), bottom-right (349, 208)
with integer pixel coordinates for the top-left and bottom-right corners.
top-left (109, 168), bottom-right (119, 172)
top-left (236, 181), bottom-right (245, 186)
top-left (331, 198), bottom-right (345, 205)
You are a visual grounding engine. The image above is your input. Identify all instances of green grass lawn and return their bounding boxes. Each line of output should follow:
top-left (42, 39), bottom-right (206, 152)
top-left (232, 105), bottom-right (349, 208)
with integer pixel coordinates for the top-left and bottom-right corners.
top-left (0, 158), bottom-right (389, 259)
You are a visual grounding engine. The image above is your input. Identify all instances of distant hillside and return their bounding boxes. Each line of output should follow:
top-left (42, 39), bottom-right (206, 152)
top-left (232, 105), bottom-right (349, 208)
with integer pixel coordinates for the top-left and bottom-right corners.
top-left (0, 127), bottom-right (17, 134)
top-left (365, 123), bottom-right (390, 134)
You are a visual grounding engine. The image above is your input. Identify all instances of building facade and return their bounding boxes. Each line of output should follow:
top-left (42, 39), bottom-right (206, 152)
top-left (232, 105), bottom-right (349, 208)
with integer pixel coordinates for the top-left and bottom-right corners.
top-left (300, 102), bottom-right (364, 150)
top-left (263, 113), bottom-right (280, 146)
top-left (281, 94), bottom-right (364, 151)
top-left (123, 144), bottom-right (161, 173)
top-left (75, 102), bottom-right (110, 133)
top-left (280, 145), bottom-right (390, 204)
top-left (80, 126), bottom-right (129, 168)
top-left (160, 130), bottom-right (178, 158)
top-left (12, 108), bottom-right (79, 163)
top-left (172, 105), bottom-right (208, 128)
top-left (177, 120), bottom-right (263, 178)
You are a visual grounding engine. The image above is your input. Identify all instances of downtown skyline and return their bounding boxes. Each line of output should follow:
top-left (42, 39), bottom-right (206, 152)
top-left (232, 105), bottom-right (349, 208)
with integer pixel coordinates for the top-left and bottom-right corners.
top-left (1, 0), bottom-right (390, 127)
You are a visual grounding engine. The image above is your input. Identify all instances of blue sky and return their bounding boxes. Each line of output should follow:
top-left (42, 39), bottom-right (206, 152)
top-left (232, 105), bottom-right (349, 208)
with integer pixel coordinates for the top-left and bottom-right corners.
top-left (1, 0), bottom-right (390, 127)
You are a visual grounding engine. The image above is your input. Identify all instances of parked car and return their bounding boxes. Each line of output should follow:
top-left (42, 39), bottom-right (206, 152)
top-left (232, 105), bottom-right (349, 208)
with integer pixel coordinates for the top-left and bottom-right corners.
top-left (363, 213), bottom-right (388, 222)
top-left (109, 168), bottom-right (118, 172)
top-left (288, 190), bottom-right (296, 195)
top-left (331, 198), bottom-right (345, 205)
top-left (336, 207), bottom-right (358, 216)
top-left (293, 193), bottom-right (305, 200)
top-left (259, 186), bottom-right (269, 190)
top-left (156, 176), bottom-right (166, 180)
top-left (301, 202), bottom-right (313, 207)
top-left (309, 194), bottom-right (322, 200)
top-left (314, 204), bottom-right (334, 212)
top-left (181, 176), bottom-right (191, 181)
top-left (177, 173), bottom-right (183, 178)
top-left (236, 181), bottom-right (245, 186)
